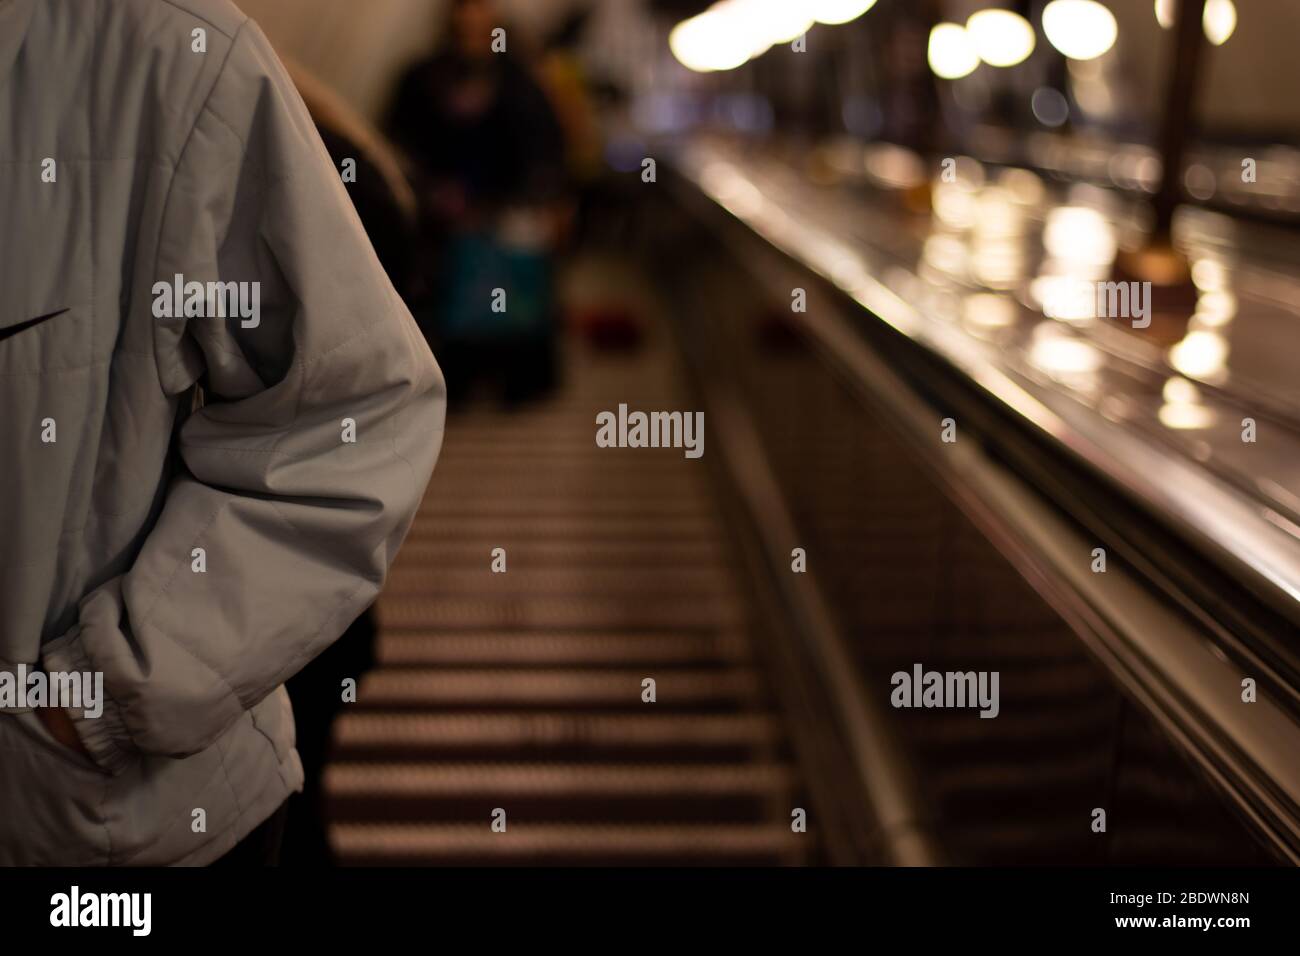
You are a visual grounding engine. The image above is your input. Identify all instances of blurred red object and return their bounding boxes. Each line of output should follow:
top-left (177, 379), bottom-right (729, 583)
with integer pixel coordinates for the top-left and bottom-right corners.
top-left (572, 305), bottom-right (644, 350)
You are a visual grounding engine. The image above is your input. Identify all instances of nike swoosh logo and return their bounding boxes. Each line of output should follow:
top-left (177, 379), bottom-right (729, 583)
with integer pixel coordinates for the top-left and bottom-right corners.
top-left (0, 307), bottom-right (69, 342)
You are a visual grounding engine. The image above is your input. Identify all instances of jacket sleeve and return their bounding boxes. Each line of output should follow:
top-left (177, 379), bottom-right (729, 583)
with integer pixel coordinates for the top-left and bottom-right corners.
top-left (41, 19), bottom-right (445, 774)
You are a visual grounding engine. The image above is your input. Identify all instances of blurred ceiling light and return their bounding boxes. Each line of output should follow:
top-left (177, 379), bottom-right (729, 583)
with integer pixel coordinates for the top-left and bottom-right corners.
top-left (1042, 0), bottom-right (1118, 61)
top-left (717, 0), bottom-right (779, 56)
top-left (1031, 87), bottom-right (1070, 127)
top-left (964, 293), bottom-right (1017, 326)
top-left (1193, 290), bottom-right (1238, 326)
top-left (1190, 257), bottom-right (1227, 292)
top-left (1028, 326), bottom-right (1103, 392)
top-left (974, 188), bottom-right (1024, 235)
top-left (1163, 376), bottom-right (1201, 405)
top-left (1159, 376), bottom-right (1215, 430)
top-left (1134, 155), bottom-right (1162, 190)
top-left (1159, 401), bottom-right (1216, 429)
top-left (972, 239), bottom-right (1024, 289)
top-left (1155, 0), bottom-right (1237, 46)
top-left (933, 184), bottom-right (979, 228)
top-left (1169, 329), bottom-right (1229, 379)
top-left (1032, 275), bottom-right (1097, 322)
top-left (811, 0), bottom-right (879, 26)
top-left (670, 11), bottom-right (755, 72)
top-left (1203, 0), bottom-right (1238, 44)
top-left (966, 9), bottom-right (1037, 67)
top-left (1184, 163), bottom-right (1217, 201)
top-left (1043, 206), bottom-right (1117, 265)
top-left (671, 0), bottom-right (830, 72)
top-left (929, 23), bottom-right (980, 79)
top-left (743, 0), bottom-right (815, 44)
top-left (999, 166), bottom-right (1046, 205)
top-left (922, 235), bottom-right (969, 276)
top-left (864, 143), bottom-right (927, 188)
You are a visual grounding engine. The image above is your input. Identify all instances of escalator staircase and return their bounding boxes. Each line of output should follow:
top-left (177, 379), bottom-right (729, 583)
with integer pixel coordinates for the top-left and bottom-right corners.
top-left (324, 331), bottom-right (816, 865)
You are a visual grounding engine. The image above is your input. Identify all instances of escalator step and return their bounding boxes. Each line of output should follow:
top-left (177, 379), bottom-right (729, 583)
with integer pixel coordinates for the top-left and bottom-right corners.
top-left (377, 595), bottom-right (746, 630)
top-left (354, 667), bottom-right (767, 710)
top-left (325, 761), bottom-right (798, 822)
top-left (331, 822), bottom-right (809, 866)
top-left (425, 474), bottom-right (708, 495)
top-left (400, 515), bottom-right (724, 541)
top-left (333, 712), bottom-right (782, 760)
top-left (417, 497), bottom-right (716, 517)
top-left (376, 630), bottom-right (750, 666)
top-left (382, 566), bottom-right (739, 597)
top-left (392, 541), bottom-right (728, 567)
top-left (319, 297), bottom-right (813, 863)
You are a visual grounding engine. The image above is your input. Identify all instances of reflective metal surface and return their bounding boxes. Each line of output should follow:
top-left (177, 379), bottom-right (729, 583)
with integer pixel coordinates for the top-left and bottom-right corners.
top-left (640, 175), bottom-right (1286, 863)
top-left (678, 139), bottom-right (1300, 622)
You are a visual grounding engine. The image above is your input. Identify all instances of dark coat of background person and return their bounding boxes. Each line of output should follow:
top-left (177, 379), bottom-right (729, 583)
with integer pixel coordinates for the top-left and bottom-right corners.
top-left (386, 36), bottom-right (568, 405)
top-left (388, 50), bottom-right (567, 214)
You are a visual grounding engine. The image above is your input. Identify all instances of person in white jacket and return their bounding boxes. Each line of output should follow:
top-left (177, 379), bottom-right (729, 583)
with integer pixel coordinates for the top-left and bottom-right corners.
top-left (0, 0), bottom-right (445, 865)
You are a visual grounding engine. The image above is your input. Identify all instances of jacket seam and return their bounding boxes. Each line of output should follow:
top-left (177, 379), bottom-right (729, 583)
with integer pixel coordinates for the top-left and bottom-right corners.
top-left (128, 500), bottom-right (227, 639)
top-left (148, 15), bottom-right (248, 392)
top-left (138, 614), bottom-right (245, 717)
top-left (280, 576), bottom-right (373, 695)
top-left (214, 732), bottom-right (246, 853)
top-left (109, 751), bottom-right (248, 864)
top-left (156, 0), bottom-right (242, 39)
top-left (248, 695), bottom-right (296, 793)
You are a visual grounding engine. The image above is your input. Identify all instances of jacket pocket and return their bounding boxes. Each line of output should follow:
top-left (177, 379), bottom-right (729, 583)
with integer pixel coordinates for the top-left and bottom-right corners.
top-left (9, 708), bottom-right (110, 776)
top-left (0, 712), bottom-right (112, 865)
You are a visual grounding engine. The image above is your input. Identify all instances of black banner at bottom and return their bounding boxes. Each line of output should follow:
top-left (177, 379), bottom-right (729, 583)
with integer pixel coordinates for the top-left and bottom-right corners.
top-left (0, 866), bottom-right (1289, 943)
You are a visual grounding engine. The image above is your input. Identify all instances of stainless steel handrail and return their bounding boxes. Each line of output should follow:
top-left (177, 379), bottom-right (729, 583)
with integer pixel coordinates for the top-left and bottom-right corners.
top-left (676, 141), bottom-right (1300, 627)
top-left (668, 145), bottom-right (1300, 860)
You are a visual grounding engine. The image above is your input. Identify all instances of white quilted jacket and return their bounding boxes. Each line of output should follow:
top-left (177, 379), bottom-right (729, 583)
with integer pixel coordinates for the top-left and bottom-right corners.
top-left (0, 0), bottom-right (445, 864)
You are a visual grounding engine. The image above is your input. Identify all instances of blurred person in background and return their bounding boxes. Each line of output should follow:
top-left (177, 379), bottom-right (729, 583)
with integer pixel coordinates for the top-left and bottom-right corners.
top-left (537, 7), bottom-right (603, 219)
top-left (387, 0), bottom-right (568, 406)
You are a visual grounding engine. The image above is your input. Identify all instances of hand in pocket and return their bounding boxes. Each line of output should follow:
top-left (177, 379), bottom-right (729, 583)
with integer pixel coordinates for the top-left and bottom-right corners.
top-left (35, 707), bottom-right (92, 759)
